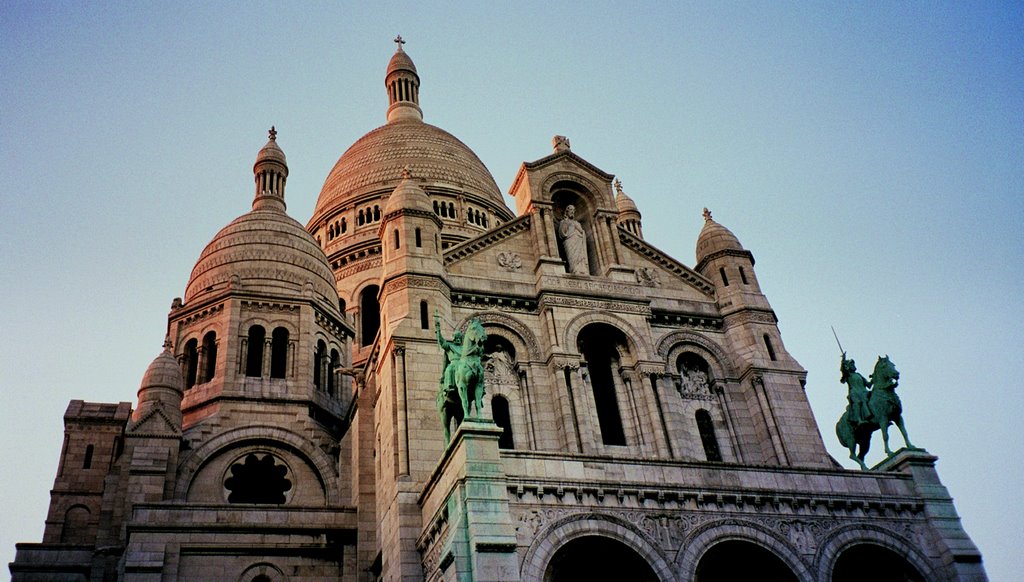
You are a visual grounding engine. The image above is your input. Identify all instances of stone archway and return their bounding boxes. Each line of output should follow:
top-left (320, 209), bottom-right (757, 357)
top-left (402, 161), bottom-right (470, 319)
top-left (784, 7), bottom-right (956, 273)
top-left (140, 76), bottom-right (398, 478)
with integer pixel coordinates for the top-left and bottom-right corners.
top-left (831, 543), bottom-right (927, 582)
top-left (545, 535), bottom-right (659, 582)
top-left (694, 539), bottom-right (799, 581)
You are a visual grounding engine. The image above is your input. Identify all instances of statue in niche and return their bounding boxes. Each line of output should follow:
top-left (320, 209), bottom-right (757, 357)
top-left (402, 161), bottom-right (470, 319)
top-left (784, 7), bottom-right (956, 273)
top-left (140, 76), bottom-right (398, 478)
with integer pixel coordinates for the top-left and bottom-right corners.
top-left (835, 354), bottom-right (916, 470)
top-left (558, 204), bottom-right (589, 274)
top-left (485, 344), bottom-right (516, 384)
top-left (680, 365), bottom-right (710, 396)
top-left (435, 311), bottom-right (488, 444)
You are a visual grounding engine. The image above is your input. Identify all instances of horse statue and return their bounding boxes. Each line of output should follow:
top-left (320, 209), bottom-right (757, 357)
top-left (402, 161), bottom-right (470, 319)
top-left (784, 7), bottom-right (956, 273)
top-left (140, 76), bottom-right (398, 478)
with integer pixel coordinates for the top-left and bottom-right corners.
top-left (435, 312), bottom-right (487, 444)
top-left (836, 354), bottom-right (915, 470)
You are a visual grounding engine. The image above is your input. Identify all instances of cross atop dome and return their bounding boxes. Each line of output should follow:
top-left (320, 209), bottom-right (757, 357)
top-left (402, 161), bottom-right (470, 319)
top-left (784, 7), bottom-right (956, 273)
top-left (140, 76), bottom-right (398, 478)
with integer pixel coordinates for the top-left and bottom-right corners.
top-left (703, 207), bottom-right (713, 222)
top-left (268, 126), bottom-right (277, 141)
top-left (394, 35), bottom-right (405, 50)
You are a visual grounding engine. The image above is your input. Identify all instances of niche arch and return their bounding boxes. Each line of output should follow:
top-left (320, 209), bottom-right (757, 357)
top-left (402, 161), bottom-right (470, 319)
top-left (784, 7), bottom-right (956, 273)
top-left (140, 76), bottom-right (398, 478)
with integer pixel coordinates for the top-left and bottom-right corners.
top-left (563, 311), bottom-right (653, 359)
top-left (813, 523), bottom-right (938, 582)
top-left (520, 512), bottom-right (673, 582)
top-left (676, 519), bottom-right (812, 581)
top-left (174, 425), bottom-right (338, 505)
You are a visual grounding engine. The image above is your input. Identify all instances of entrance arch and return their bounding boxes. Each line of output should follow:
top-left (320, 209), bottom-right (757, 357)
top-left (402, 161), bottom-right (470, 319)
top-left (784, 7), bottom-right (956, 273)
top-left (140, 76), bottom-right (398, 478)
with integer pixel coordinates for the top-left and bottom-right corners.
top-left (832, 543), bottom-right (926, 582)
top-left (545, 535), bottom-right (658, 582)
top-left (695, 540), bottom-right (798, 582)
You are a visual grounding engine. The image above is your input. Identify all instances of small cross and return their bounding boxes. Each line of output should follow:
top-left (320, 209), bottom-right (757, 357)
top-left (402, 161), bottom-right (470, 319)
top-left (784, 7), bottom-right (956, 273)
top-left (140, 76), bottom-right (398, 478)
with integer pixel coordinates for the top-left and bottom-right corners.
top-left (268, 126), bottom-right (277, 141)
top-left (394, 35), bottom-right (405, 48)
top-left (703, 207), bottom-right (713, 222)
top-left (614, 178), bottom-right (623, 194)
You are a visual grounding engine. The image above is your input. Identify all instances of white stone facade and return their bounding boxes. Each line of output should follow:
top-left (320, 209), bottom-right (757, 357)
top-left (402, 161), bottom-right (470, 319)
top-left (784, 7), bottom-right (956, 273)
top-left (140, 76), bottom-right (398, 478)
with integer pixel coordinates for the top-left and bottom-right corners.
top-left (11, 44), bottom-right (985, 582)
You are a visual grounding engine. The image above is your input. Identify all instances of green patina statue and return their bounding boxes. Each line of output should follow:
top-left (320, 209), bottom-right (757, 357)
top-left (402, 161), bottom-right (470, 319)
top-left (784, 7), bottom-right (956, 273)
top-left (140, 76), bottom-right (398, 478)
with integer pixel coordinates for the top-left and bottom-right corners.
top-left (435, 311), bottom-right (487, 444)
top-left (835, 354), bottom-right (916, 470)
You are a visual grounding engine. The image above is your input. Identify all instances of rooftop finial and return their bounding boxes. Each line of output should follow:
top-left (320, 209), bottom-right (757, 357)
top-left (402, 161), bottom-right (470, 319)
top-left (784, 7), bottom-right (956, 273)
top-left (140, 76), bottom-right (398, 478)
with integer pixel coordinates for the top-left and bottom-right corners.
top-left (401, 165), bottom-right (412, 180)
top-left (268, 126), bottom-right (277, 141)
top-left (703, 207), bottom-right (713, 222)
top-left (162, 334), bottom-right (173, 351)
top-left (614, 179), bottom-right (623, 194)
top-left (394, 35), bottom-right (405, 50)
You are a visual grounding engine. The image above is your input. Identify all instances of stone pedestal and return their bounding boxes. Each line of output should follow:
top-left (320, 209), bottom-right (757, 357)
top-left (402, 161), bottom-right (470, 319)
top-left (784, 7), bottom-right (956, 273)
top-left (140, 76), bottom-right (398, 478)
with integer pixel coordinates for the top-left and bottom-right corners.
top-left (419, 420), bottom-right (518, 582)
top-left (877, 449), bottom-right (987, 581)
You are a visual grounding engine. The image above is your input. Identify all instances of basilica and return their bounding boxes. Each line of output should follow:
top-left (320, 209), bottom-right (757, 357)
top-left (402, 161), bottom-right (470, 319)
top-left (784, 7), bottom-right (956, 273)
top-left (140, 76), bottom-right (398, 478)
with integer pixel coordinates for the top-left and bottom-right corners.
top-left (10, 42), bottom-right (984, 581)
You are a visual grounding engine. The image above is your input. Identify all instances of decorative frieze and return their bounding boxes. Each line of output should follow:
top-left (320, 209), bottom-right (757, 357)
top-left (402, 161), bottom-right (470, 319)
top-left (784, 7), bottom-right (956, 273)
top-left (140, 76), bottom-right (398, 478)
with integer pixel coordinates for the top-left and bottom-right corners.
top-left (451, 292), bottom-right (537, 313)
top-left (618, 230), bottom-right (716, 296)
top-left (650, 310), bottom-right (723, 330)
top-left (240, 300), bottom-right (300, 313)
top-left (540, 294), bottom-right (651, 316)
top-left (443, 215), bottom-right (531, 266)
top-left (723, 308), bottom-right (778, 326)
top-left (497, 252), bottom-right (522, 271)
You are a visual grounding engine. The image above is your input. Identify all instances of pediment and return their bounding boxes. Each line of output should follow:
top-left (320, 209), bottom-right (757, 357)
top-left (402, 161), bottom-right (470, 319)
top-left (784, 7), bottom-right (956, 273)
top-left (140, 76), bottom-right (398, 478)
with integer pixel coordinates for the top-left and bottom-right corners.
top-left (443, 214), bottom-right (533, 271)
top-left (618, 228), bottom-right (716, 298)
top-left (126, 407), bottom-right (181, 437)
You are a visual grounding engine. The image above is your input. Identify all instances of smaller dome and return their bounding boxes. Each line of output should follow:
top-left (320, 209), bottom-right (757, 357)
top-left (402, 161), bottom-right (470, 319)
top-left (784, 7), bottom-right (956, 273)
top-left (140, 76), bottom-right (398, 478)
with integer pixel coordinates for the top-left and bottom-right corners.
top-left (696, 208), bottom-right (745, 264)
top-left (384, 167), bottom-right (432, 214)
top-left (614, 179), bottom-right (639, 215)
top-left (387, 40), bottom-right (418, 77)
top-left (255, 126), bottom-right (287, 168)
top-left (139, 338), bottom-right (185, 396)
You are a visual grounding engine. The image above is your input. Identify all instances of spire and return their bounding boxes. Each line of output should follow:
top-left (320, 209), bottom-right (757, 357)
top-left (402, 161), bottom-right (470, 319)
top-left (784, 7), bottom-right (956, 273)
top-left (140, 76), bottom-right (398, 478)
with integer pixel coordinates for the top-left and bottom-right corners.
top-left (386, 36), bottom-right (423, 123)
top-left (253, 126), bottom-right (288, 212)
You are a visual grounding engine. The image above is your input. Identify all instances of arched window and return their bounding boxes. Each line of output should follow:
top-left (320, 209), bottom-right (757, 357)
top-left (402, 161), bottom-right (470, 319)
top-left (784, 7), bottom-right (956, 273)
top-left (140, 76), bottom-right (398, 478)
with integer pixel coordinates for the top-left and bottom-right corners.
top-left (246, 325), bottom-right (265, 377)
top-left (492, 396), bottom-right (514, 449)
top-left (225, 453), bottom-right (291, 504)
top-left (328, 349), bottom-right (340, 396)
top-left (60, 506), bottom-right (91, 544)
top-left (270, 327), bottom-right (289, 379)
top-left (415, 227), bottom-right (422, 247)
top-left (360, 285), bottom-right (381, 347)
top-left (358, 209), bottom-right (365, 226)
top-left (184, 338), bottom-right (199, 389)
top-left (393, 229), bottom-right (400, 249)
top-left (433, 200), bottom-right (439, 215)
top-left (83, 444), bottom-right (94, 469)
top-left (696, 409), bottom-right (722, 461)
top-left (440, 202), bottom-right (448, 218)
top-left (373, 205), bottom-right (380, 221)
top-left (313, 340), bottom-right (326, 389)
top-left (328, 224), bottom-right (334, 240)
top-left (419, 301), bottom-right (429, 330)
top-left (202, 331), bottom-right (217, 383)
top-left (341, 217), bottom-right (347, 233)
top-left (763, 334), bottom-right (777, 361)
top-left (448, 202), bottom-right (456, 218)
top-left (578, 324), bottom-right (627, 446)
top-left (719, 266), bottom-right (730, 287)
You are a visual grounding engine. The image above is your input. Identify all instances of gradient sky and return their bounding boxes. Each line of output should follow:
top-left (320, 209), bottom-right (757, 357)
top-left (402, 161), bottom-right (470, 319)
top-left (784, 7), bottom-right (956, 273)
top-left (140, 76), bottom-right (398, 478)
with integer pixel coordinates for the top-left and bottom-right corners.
top-left (2, 3), bottom-right (1021, 579)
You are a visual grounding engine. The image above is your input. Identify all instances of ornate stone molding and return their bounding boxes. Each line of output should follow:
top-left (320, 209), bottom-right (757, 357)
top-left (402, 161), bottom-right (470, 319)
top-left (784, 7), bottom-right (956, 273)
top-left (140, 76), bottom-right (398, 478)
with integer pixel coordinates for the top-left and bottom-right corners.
top-left (240, 300), bottom-right (300, 313)
top-left (467, 311), bottom-right (543, 361)
top-left (540, 294), bottom-right (652, 316)
top-left (723, 308), bottom-right (778, 327)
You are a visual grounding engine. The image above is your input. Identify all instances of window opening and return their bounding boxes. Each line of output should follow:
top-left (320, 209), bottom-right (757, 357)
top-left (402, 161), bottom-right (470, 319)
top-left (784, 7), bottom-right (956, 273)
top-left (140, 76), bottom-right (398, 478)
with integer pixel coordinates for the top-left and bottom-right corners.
top-left (696, 409), bottom-right (723, 461)
top-left (360, 286), bottom-right (381, 347)
top-left (492, 396), bottom-right (514, 449)
top-left (270, 328), bottom-right (288, 378)
top-left (763, 334), bottom-right (777, 361)
top-left (578, 325), bottom-right (627, 446)
top-left (184, 338), bottom-right (199, 389)
top-left (83, 444), bottom-right (94, 469)
top-left (245, 326), bottom-right (266, 377)
top-left (415, 227), bottom-right (422, 247)
top-left (719, 267), bottom-right (730, 287)
top-left (202, 331), bottom-right (217, 383)
top-left (224, 453), bottom-right (291, 504)
top-left (420, 301), bottom-right (429, 330)
top-left (739, 266), bottom-right (749, 284)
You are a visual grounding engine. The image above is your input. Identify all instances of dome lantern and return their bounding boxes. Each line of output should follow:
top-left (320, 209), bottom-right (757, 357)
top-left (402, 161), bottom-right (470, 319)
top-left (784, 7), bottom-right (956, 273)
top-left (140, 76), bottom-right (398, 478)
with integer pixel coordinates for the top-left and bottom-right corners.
top-left (386, 36), bottom-right (423, 123)
top-left (253, 126), bottom-right (288, 212)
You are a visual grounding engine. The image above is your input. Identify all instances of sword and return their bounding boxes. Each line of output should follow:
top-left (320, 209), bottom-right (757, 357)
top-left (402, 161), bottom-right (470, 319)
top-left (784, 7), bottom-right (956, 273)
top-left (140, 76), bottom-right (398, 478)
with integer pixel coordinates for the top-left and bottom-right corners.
top-left (831, 325), bottom-right (845, 356)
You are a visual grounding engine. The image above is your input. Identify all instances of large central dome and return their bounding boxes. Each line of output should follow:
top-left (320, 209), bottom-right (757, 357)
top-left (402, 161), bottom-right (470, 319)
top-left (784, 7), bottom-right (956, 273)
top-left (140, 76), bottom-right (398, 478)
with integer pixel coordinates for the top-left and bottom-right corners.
top-left (311, 119), bottom-right (503, 224)
top-left (308, 42), bottom-right (511, 229)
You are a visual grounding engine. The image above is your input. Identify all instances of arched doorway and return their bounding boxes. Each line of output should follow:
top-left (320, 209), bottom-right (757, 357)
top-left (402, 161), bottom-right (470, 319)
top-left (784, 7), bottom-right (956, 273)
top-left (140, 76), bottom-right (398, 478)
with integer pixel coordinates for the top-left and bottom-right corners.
top-left (577, 323), bottom-right (631, 446)
top-left (695, 540), bottom-right (797, 582)
top-left (832, 543), bottom-right (926, 582)
top-left (545, 536), bottom-right (658, 582)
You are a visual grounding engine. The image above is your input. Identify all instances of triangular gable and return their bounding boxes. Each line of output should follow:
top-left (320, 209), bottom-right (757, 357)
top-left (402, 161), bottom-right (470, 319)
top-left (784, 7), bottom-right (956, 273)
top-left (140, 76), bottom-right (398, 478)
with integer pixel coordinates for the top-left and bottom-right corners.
top-left (126, 407), bottom-right (181, 437)
top-left (443, 214), bottom-right (533, 269)
top-left (618, 228), bottom-right (716, 297)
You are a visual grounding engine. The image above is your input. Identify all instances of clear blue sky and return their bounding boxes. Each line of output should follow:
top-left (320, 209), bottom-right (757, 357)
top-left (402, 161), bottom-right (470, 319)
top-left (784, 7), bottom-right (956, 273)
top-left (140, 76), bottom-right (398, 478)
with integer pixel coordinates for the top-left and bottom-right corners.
top-left (2, 2), bottom-right (1021, 579)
